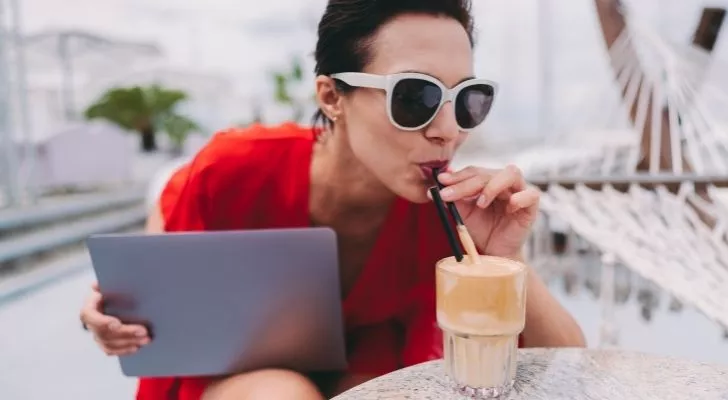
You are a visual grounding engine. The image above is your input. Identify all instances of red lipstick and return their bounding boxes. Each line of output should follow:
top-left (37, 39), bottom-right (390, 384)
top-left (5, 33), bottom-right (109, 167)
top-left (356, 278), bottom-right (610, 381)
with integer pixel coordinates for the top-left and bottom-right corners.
top-left (418, 160), bottom-right (450, 182)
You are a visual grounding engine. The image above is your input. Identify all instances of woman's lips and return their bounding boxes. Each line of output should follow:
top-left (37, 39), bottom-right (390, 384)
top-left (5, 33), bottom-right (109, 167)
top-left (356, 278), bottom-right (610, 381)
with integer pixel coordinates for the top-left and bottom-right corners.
top-left (417, 161), bottom-right (449, 182)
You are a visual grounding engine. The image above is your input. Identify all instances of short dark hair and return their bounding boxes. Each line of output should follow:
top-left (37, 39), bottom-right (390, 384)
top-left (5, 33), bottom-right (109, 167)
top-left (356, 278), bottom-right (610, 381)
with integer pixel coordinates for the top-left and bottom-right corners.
top-left (312, 0), bottom-right (475, 129)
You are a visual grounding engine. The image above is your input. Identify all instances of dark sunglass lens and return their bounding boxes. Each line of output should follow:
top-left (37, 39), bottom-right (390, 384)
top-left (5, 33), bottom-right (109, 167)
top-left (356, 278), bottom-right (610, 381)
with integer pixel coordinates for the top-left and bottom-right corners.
top-left (391, 79), bottom-right (442, 128)
top-left (455, 84), bottom-right (494, 129)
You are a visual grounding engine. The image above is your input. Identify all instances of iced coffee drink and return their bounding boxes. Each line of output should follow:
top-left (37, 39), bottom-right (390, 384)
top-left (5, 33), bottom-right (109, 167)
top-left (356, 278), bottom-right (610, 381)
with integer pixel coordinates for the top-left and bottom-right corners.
top-left (436, 255), bottom-right (527, 398)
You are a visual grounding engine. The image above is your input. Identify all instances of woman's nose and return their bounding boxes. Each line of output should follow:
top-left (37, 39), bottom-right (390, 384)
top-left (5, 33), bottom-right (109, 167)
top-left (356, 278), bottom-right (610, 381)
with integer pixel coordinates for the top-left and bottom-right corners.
top-left (424, 102), bottom-right (459, 143)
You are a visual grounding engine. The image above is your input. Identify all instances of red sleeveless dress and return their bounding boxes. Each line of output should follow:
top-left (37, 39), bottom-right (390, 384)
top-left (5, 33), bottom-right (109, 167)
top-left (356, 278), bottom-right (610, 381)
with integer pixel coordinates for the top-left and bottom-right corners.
top-left (135, 122), bottom-right (472, 399)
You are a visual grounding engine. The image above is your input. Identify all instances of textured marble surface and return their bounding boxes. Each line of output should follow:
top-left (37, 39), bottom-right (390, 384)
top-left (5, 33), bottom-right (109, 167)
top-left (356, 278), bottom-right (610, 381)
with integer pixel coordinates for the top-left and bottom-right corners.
top-left (332, 348), bottom-right (728, 399)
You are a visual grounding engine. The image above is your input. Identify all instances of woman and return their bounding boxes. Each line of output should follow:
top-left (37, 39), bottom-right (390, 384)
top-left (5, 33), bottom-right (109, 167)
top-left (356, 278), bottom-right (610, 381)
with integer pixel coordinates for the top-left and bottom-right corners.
top-left (79, 0), bottom-right (586, 398)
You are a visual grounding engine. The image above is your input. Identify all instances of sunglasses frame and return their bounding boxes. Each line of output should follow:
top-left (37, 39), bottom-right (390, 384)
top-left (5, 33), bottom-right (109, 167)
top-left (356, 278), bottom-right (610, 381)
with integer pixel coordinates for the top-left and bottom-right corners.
top-left (330, 72), bottom-right (498, 132)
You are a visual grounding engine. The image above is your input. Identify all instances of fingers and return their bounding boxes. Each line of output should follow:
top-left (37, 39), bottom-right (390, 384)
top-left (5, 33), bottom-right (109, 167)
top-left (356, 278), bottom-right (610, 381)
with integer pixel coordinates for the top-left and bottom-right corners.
top-left (81, 287), bottom-right (151, 356)
top-left (96, 334), bottom-right (150, 354)
top-left (93, 323), bottom-right (150, 357)
top-left (104, 322), bottom-right (150, 340)
top-left (95, 336), bottom-right (142, 356)
top-left (81, 290), bottom-right (123, 334)
top-left (92, 317), bottom-right (150, 342)
top-left (438, 173), bottom-right (488, 201)
top-left (477, 165), bottom-right (525, 208)
top-left (437, 166), bottom-right (483, 185)
top-left (507, 186), bottom-right (540, 214)
top-left (438, 165), bottom-right (526, 206)
top-left (426, 188), bottom-right (480, 202)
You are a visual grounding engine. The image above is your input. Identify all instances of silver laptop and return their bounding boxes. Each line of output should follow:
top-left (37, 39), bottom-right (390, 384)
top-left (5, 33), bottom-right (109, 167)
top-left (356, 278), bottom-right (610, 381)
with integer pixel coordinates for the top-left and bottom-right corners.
top-left (86, 227), bottom-right (347, 377)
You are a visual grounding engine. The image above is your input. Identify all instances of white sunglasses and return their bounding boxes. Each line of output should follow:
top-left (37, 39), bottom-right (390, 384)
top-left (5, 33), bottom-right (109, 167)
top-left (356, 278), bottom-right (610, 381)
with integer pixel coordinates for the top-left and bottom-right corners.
top-left (330, 72), bottom-right (498, 132)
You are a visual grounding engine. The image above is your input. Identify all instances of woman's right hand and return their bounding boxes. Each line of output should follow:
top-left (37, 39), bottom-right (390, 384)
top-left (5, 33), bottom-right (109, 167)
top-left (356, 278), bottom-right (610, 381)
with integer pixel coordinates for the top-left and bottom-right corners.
top-left (79, 282), bottom-right (151, 356)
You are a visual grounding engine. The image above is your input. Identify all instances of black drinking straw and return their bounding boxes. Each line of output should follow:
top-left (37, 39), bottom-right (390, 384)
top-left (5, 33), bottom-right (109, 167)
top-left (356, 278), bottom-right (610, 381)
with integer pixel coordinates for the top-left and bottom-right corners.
top-left (432, 168), bottom-right (465, 226)
top-left (429, 186), bottom-right (464, 262)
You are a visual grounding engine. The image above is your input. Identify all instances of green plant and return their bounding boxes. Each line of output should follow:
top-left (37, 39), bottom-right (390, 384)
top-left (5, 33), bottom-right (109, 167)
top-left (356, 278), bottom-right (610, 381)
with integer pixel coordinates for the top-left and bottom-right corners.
top-left (272, 57), bottom-right (308, 123)
top-left (162, 113), bottom-right (201, 155)
top-left (84, 84), bottom-right (201, 152)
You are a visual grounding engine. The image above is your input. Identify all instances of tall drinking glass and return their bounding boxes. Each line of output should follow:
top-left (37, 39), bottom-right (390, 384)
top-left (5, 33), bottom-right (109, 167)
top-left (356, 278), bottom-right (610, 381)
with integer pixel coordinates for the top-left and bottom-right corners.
top-left (436, 255), bottom-right (527, 398)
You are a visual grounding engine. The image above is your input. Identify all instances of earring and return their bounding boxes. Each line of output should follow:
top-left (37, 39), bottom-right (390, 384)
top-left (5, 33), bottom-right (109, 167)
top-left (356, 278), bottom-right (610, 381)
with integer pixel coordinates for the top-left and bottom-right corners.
top-left (331, 115), bottom-right (338, 122)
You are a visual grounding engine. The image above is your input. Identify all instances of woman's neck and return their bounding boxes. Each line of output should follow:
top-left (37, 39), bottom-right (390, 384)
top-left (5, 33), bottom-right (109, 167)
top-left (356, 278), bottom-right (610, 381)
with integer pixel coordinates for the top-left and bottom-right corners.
top-left (309, 132), bottom-right (395, 232)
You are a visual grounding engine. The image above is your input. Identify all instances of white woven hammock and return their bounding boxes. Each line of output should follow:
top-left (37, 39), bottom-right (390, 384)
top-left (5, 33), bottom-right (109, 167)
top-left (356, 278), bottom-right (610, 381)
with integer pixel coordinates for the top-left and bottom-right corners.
top-left (523, 8), bottom-right (728, 339)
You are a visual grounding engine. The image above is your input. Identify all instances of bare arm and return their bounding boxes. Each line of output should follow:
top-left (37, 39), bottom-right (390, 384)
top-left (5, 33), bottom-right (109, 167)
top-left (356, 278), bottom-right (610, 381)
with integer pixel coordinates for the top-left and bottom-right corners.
top-left (145, 203), bottom-right (165, 233)
top-left (519, 257), bottom-right (587, 347)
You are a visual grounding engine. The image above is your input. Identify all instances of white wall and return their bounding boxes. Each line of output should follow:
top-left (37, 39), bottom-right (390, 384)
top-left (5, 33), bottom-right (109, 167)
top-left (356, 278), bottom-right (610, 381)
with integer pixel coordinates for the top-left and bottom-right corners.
top-left (21, 121), bottom-right (135, 190)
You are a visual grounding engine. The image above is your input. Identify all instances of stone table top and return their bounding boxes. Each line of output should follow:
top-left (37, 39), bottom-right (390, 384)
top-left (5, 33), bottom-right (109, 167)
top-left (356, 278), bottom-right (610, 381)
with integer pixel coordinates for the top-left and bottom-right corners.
top-left (332, 348), bottom-right (728, 399)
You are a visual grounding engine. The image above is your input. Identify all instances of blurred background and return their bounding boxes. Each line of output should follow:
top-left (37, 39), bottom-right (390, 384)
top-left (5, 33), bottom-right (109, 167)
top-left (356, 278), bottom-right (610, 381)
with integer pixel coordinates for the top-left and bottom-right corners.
top-left (1, 0), bottom-right (728, 399)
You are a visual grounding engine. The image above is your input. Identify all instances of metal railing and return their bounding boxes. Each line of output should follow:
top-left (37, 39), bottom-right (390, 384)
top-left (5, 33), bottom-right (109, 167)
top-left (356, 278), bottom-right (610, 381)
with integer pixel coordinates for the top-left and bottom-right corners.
top-left (528, 174), bottom-right (728, 191)
top-left (0, 188), bottom-right (147, 267)
top-left (0, 189), bottom-right (144, 231)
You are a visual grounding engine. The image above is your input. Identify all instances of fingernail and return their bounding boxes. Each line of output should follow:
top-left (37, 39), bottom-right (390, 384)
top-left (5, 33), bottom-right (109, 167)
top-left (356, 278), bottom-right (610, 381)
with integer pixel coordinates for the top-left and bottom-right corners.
top-left (438, 172), bottom-right (452, 182)
top-left (477, 194), bottom-right (487, 208)
top-left (439, 187), bottom-right (454, 200)
top-left (108, 321), bottom-right (121, 331)
top-left (136, 330), bottom-right (147, 338)
top-left (140, 337), bottom-right (151, 346)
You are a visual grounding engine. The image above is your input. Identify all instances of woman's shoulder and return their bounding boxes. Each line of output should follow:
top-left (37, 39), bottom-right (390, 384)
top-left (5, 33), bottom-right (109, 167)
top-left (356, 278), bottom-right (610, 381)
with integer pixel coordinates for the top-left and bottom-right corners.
top-left (159, 122), bottom-right (316, 230)
top-left (212, 121), bottom-right (316, 143)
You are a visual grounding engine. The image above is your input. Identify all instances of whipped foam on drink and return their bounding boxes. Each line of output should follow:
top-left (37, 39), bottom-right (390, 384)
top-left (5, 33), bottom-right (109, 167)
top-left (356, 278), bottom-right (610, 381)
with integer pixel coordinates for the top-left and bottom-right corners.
top-left (436, 256), bottom-right (526, 336)
top-left (438, 256), bottom-right (523, 277)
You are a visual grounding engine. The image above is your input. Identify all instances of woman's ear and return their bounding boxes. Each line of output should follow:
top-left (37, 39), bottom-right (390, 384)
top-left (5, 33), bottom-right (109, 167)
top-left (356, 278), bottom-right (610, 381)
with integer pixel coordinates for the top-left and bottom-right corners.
top-left (315, 75), bottom-right (343, 121)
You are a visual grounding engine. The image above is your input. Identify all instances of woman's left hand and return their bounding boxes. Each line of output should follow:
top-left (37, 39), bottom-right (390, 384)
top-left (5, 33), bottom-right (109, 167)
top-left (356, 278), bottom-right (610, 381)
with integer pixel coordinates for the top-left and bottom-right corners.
top-left (435, 165), bottom-right (540, 259)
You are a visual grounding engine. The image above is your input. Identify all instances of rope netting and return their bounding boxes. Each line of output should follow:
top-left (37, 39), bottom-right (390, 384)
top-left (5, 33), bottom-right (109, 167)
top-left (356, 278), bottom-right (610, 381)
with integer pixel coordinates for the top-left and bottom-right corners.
top-left (525, 6), bottom-right (728, 331)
